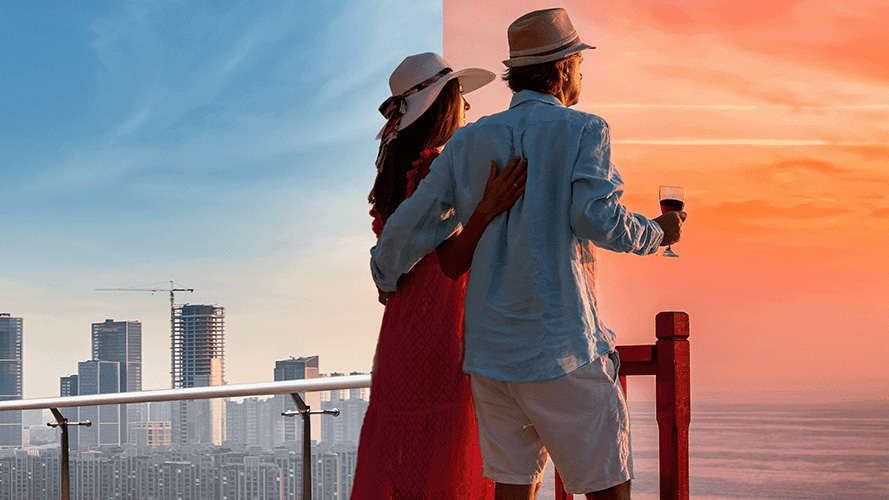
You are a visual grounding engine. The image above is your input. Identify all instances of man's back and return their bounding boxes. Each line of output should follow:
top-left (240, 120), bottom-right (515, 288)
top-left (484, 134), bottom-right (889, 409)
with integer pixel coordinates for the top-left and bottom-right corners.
top-left (433, 90), bottom-right (662, 382)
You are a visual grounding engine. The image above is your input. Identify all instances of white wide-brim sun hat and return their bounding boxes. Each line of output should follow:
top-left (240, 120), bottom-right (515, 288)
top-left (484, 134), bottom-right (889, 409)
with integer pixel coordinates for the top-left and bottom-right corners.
top-left (376, 52), bottom-right (495, 140)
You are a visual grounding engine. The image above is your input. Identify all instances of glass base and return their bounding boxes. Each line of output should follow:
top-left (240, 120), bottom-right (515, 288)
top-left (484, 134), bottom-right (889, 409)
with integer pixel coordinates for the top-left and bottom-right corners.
top-left (661, 246), bottom-right (679, 257)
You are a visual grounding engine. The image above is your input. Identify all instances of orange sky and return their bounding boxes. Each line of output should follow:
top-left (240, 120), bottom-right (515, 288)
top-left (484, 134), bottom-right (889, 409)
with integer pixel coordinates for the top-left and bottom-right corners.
top-left (444, 0), bottom-right (889, 400)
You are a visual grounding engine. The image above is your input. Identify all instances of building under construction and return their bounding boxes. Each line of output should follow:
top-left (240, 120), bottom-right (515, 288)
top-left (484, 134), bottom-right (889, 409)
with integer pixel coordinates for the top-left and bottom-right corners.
top-left (170, 304), bottom-right (225, 445)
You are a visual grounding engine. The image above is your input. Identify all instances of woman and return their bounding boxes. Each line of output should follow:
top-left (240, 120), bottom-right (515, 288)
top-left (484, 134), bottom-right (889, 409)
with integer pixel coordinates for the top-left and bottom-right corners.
top-left (351, 53), bottom-right (526, 500)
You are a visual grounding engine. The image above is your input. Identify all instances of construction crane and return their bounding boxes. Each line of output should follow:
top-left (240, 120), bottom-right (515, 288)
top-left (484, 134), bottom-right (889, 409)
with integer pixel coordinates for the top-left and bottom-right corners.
top-left (96, 281), bottom-right (194, 320)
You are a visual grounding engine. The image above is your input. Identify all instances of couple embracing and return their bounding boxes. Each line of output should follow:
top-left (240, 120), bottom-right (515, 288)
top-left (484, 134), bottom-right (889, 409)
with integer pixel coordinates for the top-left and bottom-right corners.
top-left (352, 8), bottom-right (686, 500)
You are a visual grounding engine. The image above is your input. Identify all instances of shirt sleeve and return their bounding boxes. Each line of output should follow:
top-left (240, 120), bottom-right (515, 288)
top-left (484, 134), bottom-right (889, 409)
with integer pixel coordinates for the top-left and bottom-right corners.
top-left (569, 118), bottom-right (664, 255)
top-left (370, 147), bottom-right (460, 292)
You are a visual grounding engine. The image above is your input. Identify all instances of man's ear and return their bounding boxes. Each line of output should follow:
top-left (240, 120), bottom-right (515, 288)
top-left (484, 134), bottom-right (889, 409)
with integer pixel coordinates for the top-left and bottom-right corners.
top-left (557, 58), bottom-right (571, 81)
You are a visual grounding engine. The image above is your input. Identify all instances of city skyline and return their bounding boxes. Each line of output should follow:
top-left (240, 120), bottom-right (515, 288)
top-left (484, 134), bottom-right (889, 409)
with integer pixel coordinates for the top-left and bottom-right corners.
top-left (1, 0), bottom-right (440, 402)
top-left (3, 349), bottom-right (371, 499)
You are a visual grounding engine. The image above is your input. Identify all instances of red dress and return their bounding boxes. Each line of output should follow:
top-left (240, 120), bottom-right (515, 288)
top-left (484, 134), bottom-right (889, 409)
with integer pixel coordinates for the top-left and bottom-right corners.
top-left (351, 150), bottom-right (493, 500)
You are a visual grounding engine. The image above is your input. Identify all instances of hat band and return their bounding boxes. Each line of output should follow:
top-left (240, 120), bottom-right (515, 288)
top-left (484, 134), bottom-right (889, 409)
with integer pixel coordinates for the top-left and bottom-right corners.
top-left (403, 67), bottom-right (452, 98)
top-left (378, 67), bottom-right (452, 120)
top-left (509, 33), bottom-right (580, 59)
top-left (375, 67), bottom-right (453, 172)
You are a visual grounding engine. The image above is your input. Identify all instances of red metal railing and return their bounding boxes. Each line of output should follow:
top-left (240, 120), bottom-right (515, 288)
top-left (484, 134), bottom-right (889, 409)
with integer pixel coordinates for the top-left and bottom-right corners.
top-left (555, 311), bottom-right (690, 500)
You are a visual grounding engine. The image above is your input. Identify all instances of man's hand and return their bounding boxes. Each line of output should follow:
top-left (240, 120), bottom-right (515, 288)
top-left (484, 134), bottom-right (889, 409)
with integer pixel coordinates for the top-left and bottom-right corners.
top-left (653, 211), bottom-right (687, 246)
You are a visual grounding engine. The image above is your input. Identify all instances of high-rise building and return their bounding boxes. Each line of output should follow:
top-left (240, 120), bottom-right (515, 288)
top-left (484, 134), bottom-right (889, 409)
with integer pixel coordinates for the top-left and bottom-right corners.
top-left (274, 356), bottom-right (319, 382)
top-left (320, 372), bottom-right (368, 450)
top-left (128, 402), bottom-right (172, 449)
top-left (91, 319), bottom-right (141, 444)
top-left (171, 304), bottom-right (225, 445)
top-left (59, 375), bottom-right (78, 397)
top-left (225, 397), bottom-right (274, 450)
top-left (77, 360), bottom-right (121, 447)
top-left (59, 374), bottom-right (80, 446)
top-left (0, 313), bottom-right (23, 447)
top-left (91, 320), bottom-right (141, 393)
top-left (272, 356), bottom-right (319, 446)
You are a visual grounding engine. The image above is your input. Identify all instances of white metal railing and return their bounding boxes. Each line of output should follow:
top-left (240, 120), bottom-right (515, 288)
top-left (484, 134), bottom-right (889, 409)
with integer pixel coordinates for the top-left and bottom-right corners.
top-left (0, 374), bottom-right (372, 500)
top-left (0, 374), bottom-right (371, 411)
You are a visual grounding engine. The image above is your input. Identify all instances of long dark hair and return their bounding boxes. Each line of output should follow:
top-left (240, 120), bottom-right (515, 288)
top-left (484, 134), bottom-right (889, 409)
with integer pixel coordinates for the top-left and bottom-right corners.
top-left (369, 78), bottom-right (462, 223)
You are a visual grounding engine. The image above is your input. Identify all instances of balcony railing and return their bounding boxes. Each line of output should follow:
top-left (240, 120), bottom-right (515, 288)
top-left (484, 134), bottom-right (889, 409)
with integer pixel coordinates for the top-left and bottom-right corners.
top-left (0, 311), bottom-right (690, 500)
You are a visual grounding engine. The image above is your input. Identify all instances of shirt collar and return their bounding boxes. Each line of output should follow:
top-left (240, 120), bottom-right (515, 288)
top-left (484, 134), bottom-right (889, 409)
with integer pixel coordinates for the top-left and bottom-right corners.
top-left (509, 90), bottom-right (565, 109)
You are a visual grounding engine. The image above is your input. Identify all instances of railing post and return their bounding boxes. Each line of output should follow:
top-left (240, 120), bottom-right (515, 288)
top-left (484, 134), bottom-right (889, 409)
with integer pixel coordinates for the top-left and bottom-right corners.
top-left (284, 393), bottom-right (339, 500)
top-left (655, 312), bottom-right (690, 500)
top-left (48, 408), bottom-right (91, 500)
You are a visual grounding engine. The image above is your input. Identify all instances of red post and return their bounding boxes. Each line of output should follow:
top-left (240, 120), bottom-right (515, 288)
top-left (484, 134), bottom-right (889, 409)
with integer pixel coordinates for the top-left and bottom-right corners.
top-left (655, 312), bottom-right (690, 500)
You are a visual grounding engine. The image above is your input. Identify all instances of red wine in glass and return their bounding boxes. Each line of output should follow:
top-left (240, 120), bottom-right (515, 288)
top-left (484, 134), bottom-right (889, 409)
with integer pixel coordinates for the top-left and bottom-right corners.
top-left (658, 186), bottom-right (685, 257)
top-left (660, 199), bottom-right (685, 214)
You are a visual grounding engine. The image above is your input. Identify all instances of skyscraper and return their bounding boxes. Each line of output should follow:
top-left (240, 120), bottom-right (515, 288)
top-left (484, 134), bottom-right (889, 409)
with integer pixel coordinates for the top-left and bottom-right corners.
top-left (59, 375), bottom-right (78, 397)
top-left (320, 372), bottom-right (368, 449)
top-left (274, 356), bottom-right (319, 383)
top-left (0, 313), bottom-right (22, 447)
top-left (91, 319), bottom-right (141, 393)
top-left (59, 374), bottom-right (79, 445)
top-left (171, 304), bottom-right (225, 445)
top-left (91, 319), bottom-right (141, 444)
top-left (272, 356), bottom-right (319, 446)
top-left (77, 360), bottom-right (121, 447)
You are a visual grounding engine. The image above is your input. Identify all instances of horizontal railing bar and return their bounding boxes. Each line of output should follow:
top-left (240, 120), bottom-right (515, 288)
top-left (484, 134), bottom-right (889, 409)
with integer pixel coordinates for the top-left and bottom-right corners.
top-left (0, 374), bottom-right (372, 412)
top-left (617, 345), bottom-right (656, 362)
top-left (620, 362), bottom-right (658, 376)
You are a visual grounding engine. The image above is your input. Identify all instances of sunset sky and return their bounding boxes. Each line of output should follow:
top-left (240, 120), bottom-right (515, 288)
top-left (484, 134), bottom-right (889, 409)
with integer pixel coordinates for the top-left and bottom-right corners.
top-left (444, 0), bottom-right (889, 400)
top-left (2, 1), bottom-right (887, 402)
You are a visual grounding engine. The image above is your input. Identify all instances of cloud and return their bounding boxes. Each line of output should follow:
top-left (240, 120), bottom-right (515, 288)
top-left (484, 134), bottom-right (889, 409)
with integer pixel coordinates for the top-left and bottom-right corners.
top-left (612, 139), bottom-right (866, 146)
top-left (115, 106), bottom-right (154, 136)
top-left (745, 158), bottom-right (889, 187)
top-left (706, 199), bottom-right (855, 223)
top-left (636, 0), bottom-right (808, 32)
top-left (616, 0), bottom-right (889, 84)
top-left (590, 104), bottom-right (758, 110)
top-left (645, 64), bottom-right (822, 110)
top-left (835, 145), bottom-right (889, 161)
top-left (834, 104), bottom-right (889, 110)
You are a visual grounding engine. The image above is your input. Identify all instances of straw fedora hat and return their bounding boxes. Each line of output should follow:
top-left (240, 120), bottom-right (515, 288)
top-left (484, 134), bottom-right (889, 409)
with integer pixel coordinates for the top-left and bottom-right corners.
top-left (376, 52), bottom-right (495, 140)
top-left (503, 8), bottom-right (595, 68)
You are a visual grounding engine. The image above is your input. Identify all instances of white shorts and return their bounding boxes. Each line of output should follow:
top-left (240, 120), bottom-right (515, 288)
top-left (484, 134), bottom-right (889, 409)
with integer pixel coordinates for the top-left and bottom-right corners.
top-left (470, 351), bottom-right (633, 494)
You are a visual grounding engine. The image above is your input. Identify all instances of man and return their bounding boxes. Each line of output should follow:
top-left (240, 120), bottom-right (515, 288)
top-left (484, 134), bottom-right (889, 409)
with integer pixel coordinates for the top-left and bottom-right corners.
top-left (370, 8), bottom-right (685, 500)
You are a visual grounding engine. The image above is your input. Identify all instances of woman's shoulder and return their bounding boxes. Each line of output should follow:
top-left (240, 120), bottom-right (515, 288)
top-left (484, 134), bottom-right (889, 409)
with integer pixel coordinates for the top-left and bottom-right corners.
top-left (406, 148), bottom-right (440, 197)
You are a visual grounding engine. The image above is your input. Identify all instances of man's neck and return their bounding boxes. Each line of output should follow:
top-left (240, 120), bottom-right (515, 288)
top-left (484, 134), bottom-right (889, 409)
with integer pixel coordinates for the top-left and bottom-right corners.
top-left (549, 89), bottom-right (570, 107)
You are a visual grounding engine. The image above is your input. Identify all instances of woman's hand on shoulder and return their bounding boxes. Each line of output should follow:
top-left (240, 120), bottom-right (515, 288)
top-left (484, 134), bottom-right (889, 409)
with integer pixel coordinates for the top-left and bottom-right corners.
top-left (475, 156), bottom-right (527, 220)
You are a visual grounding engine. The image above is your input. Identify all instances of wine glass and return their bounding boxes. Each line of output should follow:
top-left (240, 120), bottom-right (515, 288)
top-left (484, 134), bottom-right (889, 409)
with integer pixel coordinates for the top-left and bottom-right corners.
top-left (659, 185), bottom-right (685, 257)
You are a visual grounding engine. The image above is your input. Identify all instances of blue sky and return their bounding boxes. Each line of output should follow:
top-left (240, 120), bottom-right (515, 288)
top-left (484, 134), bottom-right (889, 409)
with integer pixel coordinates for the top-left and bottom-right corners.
top-left (1, 1), bottom-right (442, 396)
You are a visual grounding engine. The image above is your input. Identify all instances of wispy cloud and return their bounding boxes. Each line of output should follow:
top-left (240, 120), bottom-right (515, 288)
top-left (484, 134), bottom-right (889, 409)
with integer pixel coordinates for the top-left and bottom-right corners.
top-left (587, 103), bottom-right (889, 111)
top-left (613, 139), bottom-right (887, 146)
top-left (115, 106), bottom-right (153, 136)
top-left (590, 104), bottom-right (758, 110)
top-left (833, 104), bottom-right (889, 110)
top-left (744, 157), bottom-right (889, 187)
top-left (704, 199), bottom-right (856, 224)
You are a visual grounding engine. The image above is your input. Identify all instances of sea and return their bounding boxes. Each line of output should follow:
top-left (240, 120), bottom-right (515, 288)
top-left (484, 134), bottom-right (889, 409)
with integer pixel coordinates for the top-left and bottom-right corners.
top-left (538, 399), bottom-right (889, 500)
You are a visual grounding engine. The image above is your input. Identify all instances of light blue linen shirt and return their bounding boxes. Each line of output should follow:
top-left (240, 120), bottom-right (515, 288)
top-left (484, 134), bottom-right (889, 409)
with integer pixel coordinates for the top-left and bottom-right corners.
top-left (370, 90), bottom-right (664, 382)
